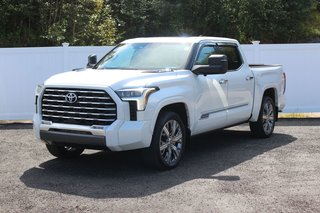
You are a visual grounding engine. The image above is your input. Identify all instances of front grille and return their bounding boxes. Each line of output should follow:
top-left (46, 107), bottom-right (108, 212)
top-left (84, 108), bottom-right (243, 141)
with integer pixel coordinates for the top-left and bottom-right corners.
top-left (41, 88), bottom-right (117, 126)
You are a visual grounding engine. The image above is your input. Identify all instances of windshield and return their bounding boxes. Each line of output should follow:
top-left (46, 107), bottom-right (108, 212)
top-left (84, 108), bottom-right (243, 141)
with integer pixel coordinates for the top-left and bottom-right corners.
top-left (95, 42), bottom-right (193, 70)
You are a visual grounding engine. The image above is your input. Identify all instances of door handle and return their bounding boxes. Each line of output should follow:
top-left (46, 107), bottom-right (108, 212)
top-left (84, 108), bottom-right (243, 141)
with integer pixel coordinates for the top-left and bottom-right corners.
top-left (219, 79), bottom-right (228, 84)
top-left (246, 76), bottom-right (254, 81)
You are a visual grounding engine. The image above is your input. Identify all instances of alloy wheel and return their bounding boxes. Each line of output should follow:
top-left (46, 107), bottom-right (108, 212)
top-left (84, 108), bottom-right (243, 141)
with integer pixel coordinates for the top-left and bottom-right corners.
top-left (159, 120), bottom-right (183, 166)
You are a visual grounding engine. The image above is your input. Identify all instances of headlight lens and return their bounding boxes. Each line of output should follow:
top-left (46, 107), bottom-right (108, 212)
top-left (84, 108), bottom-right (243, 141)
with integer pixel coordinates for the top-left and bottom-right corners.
top-left (116, 88), bottom-right (146, 98)
top-left (116, 87), bottom-right (159, 111)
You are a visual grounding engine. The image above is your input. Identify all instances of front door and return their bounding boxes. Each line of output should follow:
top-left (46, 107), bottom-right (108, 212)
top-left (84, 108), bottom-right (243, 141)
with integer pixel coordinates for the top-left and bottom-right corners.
top-left (192, 44), bottom-right (228, 135)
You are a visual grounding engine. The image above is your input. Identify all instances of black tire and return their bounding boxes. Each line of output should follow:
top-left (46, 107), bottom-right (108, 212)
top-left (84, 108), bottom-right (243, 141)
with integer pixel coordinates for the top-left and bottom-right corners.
top-left (250, 96), bottom-right (276, 138)
top-left (144, 111), bottom-right (187, 170)
top-left (46, 144), bottom-right (84, 158)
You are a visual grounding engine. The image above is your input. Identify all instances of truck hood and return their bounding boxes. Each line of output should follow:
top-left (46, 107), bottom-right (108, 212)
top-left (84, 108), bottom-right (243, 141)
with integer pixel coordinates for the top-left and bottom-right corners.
top-left (44, 69), bottom-right (185, 90)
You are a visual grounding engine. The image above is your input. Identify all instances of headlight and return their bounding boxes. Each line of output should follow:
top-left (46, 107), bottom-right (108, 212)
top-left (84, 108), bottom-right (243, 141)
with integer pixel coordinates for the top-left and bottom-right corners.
top-left (35, 84), bottom-right (44, 95)
top-left (116, 87), bottom-right (159, 111)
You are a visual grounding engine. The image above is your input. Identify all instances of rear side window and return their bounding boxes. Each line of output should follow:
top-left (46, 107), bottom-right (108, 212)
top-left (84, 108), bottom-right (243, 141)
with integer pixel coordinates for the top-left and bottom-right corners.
top-left (218, 45), bottom-right (243, 70)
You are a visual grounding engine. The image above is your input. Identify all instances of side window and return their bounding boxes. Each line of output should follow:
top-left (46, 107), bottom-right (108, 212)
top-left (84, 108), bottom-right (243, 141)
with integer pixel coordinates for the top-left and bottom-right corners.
top-left (218, 45), bottom-right (243, 70)
top-left (195, 45), bottom-right (217, 65)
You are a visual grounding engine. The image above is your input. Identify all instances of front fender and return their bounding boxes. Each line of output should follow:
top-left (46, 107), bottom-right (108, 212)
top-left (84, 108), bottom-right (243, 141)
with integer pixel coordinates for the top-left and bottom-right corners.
top-left (138, 87), bottom-right (194, 135)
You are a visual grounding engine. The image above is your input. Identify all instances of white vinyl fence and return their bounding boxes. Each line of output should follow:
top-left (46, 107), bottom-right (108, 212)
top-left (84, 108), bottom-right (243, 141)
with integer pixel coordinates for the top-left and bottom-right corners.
top-left (0, 44), bottom-right (113, 120)
top-left (0, 42), bottom-right (319, 120)
top-left (242, 43), bottom-right (320, 113)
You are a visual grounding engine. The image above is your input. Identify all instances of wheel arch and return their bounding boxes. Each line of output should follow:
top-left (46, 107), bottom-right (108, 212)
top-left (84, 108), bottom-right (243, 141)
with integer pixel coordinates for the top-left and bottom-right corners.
top-left (250, 87), bottom-right (278, 122)
top-left (264, 88), bottom-right (277, 106)
top-left (156, 102), bottom-right (191, 147)
top-left (263, 88), bottom-right (278, 121)
top-left (160, 103), bottom-right (189, 127)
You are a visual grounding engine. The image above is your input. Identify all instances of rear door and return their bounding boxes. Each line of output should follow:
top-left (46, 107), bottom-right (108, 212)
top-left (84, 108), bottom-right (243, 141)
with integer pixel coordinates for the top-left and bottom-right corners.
top-left (218, 43), bottom-right (254, 124)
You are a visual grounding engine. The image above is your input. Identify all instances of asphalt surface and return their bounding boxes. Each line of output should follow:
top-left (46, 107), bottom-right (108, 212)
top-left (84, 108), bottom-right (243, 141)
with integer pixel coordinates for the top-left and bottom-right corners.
top-left (0, 119), bottom-right (319, 212)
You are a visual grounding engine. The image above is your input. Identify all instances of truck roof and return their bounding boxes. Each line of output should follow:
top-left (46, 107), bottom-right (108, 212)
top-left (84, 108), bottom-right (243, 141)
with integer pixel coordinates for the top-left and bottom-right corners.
top-left (122, 36), bottom-right (238, 44)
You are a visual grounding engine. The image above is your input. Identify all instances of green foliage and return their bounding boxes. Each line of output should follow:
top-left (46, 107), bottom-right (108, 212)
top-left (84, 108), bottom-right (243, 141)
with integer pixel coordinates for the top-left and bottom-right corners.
top-left (305, 7), bottom-right (320, 42)
top-left (0, 0), bottom-right (40, 47)
top-left (0, 0), bottom-right (117, 47)
top-left (109, 0), bottom-right (318, 43)
top-left (40, 0), bottom-right (118, 46)
top-left (0, 0), bottom-right (319, 46)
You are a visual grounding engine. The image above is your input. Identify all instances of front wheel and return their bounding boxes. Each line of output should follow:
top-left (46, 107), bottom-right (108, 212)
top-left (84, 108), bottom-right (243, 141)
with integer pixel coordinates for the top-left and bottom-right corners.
top-left (250, 96), bottom-right (276, 138)
top-left (46, 144), bottom-right (84, 158)
top-left (144, 111), bottom-right (186, 170)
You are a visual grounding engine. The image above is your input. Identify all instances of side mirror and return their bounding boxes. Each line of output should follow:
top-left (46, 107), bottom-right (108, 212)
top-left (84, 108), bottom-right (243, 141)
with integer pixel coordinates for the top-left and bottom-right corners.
top-left (192, 54), bottom-right (228, 75)
top-left (87, 54), bottom-right (97, 68)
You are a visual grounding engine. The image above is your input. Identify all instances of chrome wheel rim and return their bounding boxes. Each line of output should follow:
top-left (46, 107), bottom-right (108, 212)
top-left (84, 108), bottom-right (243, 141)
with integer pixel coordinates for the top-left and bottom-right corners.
top-left (159, 120), bottom-right (183, 166)
top-left (262, 99), bottom-right (275, 135)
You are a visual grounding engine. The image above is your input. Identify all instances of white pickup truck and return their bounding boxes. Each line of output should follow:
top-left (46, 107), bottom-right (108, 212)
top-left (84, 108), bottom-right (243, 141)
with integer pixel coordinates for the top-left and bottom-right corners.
top-left (33, 37), bottom-right (286, 170)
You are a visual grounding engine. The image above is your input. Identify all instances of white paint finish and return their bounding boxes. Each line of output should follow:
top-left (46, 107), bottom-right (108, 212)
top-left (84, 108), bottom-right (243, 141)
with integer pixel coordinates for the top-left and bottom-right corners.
top-left (0, 42), bottom-right (318, 120)
top-left (226, 66), bottom-right (255, 124)
top-left (249, 65), bottom-right (285, 122)
top-left (192, 74), bottom-right (228, 135)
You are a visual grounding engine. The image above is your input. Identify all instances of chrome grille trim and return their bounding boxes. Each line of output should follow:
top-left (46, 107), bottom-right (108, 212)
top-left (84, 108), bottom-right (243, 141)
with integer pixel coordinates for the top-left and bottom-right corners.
top-left (77, 101), bottom-right (115, 105)
top-left (41, 88), bottom-right (117, 126)
top-left (42, 109), bottom-right (116, 116)
top-left (42, 115), bottom-right (114, 122)
top-left (77, 96), bottom-right (110, 100)
top-left (42, 104), bottom-right (116, 111)
top-left (45, 89), bottom-right (105, 94)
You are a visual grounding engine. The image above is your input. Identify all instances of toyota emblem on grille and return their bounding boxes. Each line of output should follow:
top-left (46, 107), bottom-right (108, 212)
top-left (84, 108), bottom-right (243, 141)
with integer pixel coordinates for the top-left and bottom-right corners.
top-left (65, 92), bottom-right (78, 103)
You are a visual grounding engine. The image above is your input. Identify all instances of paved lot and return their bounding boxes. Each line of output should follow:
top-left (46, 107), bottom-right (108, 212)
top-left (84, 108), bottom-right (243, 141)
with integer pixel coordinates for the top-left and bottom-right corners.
top-left (0, 119), bottom-right (319, 212)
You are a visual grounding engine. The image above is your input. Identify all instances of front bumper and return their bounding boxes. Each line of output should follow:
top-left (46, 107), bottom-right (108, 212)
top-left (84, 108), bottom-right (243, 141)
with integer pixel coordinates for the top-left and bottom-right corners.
top-left (40, 130), bottom-right (106, 149)
top-left (34, 114), bottom-right (152, 151)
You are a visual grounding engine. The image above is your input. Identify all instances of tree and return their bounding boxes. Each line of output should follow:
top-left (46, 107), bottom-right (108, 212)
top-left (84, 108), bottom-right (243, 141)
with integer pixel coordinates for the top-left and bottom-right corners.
top-left (0, 0), bottom-right (41, 47)
top-left (235, 0), bottom-right (315, 43)
top-left (39, 0), bottom-right (118, 46)
top-left (0, 0), bottom-right (318, 46)
top-left (0, 0), bottom-right (118, 47)
top-left (107, 0), bottom-right (163, 39)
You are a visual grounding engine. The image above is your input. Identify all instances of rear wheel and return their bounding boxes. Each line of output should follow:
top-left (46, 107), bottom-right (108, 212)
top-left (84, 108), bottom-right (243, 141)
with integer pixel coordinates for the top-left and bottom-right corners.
top-left (46, 144), bottom-right (84, 158)
top-left (250, 96), bottom-right (276, 138)
top-left (144, 111), bottom-right (186, 170)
